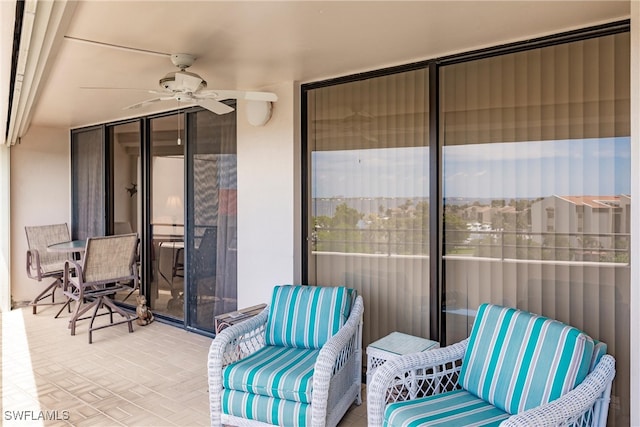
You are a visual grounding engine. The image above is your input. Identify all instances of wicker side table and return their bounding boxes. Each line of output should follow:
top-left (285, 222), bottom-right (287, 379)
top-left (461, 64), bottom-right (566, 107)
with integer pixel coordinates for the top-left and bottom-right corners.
top-left (366, 331), bottom-right (439, 385)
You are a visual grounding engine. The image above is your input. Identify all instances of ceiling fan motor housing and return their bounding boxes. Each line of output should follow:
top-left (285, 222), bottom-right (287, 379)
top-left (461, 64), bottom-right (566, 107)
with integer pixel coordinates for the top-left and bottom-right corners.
top-left (171, 53), bottom-right (196, 69)
top-left (159, 71), bottom-right (207, 92)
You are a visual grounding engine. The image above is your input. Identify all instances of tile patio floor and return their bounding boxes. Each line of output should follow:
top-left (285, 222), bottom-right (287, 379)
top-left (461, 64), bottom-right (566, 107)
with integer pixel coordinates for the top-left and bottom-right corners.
top-left (1, 306), bottom-right (367, 427)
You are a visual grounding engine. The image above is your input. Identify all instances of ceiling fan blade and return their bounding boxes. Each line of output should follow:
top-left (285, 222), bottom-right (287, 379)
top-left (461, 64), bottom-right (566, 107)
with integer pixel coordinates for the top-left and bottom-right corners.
top-left (196, 98), bottom-right (235, 115)
top-left (123, 97), bottom-right (172, 110)
top-left (148, 89), bottom-right (173, 95)
top-left (201, 89), bottom-right (278, 102)
top-left (174, 71), bottom-right (204, 92)
top-left (80, 86), bottom-right (156, 93)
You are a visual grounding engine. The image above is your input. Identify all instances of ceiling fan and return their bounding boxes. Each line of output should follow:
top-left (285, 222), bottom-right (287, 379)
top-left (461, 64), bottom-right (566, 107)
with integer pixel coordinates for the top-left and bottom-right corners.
top-left (122, 53), bottom-right (278, 115)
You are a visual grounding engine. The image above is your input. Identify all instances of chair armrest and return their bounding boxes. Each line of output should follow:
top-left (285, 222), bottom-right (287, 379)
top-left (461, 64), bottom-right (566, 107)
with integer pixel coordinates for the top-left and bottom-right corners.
top-left (501, 354), bottom-right (616, 427)
top-left (208, 307), bottom-right (269, 375)
top-left (311, 295), bottom-right (364, 419)
top-left (367, 338), bottom-right (469, 427)
top-left (208, 307), bottom-right (268, 426)
top-left (62, 259), bottom-right (83, 300)
top-left (26, 249), bottom-right (42, 281)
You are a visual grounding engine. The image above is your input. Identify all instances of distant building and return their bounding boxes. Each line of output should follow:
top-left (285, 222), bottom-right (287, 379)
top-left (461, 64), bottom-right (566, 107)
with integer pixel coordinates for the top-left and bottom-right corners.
top-left (463, 205), bottom-right (494, 224)
top-left (461, 204), bottom-right (517, 230)
top-left (530, 195), bottom-right (630, 258)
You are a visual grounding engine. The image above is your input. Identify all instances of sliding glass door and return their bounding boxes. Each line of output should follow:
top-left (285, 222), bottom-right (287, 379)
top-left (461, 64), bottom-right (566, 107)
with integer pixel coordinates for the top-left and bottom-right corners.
top-left (149, 114), bottom-right (185, 319)
top-left (440, 32), bottom-right (630, 425)
top-left (142, 108), bottom-right (238, 331)
top-left (109, 121), bottom-right (142, 305)
top-left (71, 106), bottom-right (238, 335)
top-left (185, 107), bottom-right (237, 332)
top-left (303, 22), bottom-right (630, 426)
top-left (305, 69), bottom-right (430, 348)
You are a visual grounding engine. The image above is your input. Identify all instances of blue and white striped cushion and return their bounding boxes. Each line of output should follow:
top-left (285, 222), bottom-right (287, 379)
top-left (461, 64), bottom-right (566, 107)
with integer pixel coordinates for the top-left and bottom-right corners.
top-left (222, 389), bottom-right (311, 426)
top-left (223, 346), bottom-right (319, 403)
top-left (590, 340), bottom-right (608, 371)
top-left (459, 303), bottom-right (594, 415)
top-left (384, 389), bottom-right (510, 427)
top-left (265, 285), bottom-right (353, 349)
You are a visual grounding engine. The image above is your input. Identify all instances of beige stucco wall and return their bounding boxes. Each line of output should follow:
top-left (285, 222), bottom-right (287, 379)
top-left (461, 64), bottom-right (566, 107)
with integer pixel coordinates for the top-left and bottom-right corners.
top-left (9, 126), bottom-right (70, 305)
top-left (237, 81), bottom-right (300, 307)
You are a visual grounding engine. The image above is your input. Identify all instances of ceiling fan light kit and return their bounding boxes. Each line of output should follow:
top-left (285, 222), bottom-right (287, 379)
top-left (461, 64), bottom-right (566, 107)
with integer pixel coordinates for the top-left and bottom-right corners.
top-left (246, 100), bottom-right (273, 126)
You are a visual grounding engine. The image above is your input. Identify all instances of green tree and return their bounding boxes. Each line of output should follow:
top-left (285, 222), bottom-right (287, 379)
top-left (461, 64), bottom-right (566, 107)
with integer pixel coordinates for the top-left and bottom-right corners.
top-left (313, 215), bottom-right (331, 228)
top-left (321, 203), bottom-right (365, 253)
top-left (444, 212), bottom-right (469, 253)
top-left (332, 203), bottom-right (362, 228)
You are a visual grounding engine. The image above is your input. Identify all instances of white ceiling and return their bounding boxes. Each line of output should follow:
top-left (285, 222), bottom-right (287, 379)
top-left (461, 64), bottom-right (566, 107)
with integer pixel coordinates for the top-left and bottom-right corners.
top-left (25, 1), bottom-right (631, 130)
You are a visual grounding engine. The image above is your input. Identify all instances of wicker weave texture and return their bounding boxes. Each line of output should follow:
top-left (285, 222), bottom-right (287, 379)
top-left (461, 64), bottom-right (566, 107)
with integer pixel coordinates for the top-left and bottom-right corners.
top-left (367, 338), bottom-right (468, 426)
top-left (208, 292), bottom-right (364, 427)
top-left (501, 355), bottom-right (615, 427)
top-left (367, 333), bottom-right (616, 427)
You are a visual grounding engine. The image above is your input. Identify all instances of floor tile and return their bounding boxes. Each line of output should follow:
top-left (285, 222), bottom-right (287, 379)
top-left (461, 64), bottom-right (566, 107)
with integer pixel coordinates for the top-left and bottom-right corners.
top-left (2, 306), bottom-right (369, 426)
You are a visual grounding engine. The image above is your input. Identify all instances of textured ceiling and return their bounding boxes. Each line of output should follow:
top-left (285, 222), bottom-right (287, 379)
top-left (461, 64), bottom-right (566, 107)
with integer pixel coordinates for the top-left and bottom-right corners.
top-left (28, 1), bottom-right (630, 129)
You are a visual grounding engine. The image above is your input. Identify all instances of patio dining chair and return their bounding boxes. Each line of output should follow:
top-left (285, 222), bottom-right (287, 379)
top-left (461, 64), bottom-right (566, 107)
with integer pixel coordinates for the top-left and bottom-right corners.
top-left (25, 223), bottom-right (71, 314)
top-left (60, 233), bottom-right (139, 343)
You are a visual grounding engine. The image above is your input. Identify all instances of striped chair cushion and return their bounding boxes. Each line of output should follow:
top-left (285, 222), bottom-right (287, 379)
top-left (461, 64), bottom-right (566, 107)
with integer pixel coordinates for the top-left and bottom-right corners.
top-left (590, 340), bottom-right (608, 371)
top-left (222, 389), bottom-right (311, 426)
top-left (384, 389), bottom-right (510, 427)
top-left (223, 346), bottom-right (319, 403)
top-left (459, 303), bottom-right (594, 415)
top-left (265, 285), bottom-right (353, 349)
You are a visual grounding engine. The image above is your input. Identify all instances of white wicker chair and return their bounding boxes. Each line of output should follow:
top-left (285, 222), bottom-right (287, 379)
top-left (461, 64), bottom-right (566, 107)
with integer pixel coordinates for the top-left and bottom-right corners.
top-left (208, 285), bottom-right (364, 427)
top-left (367, 304), bottom-right (616, 427)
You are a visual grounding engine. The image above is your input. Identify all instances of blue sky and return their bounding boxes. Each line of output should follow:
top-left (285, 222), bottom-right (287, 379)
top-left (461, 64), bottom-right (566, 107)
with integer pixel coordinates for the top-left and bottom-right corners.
top-left (312, 145), bottom-right (428, 199)
top-left (312, 137), bottom-right (630, 199)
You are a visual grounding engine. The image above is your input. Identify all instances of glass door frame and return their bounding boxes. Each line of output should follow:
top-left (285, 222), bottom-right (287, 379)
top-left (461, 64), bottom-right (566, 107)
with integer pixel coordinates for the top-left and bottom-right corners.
top-left (76, 104), bottom-right (237, 337)
top-left (300, 19), bottom-right (631, 345)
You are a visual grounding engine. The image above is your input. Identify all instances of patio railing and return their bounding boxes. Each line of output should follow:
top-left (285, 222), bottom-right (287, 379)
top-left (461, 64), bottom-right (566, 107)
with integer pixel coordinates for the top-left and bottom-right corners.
top-left (311, 226), bottom-right (630, 264)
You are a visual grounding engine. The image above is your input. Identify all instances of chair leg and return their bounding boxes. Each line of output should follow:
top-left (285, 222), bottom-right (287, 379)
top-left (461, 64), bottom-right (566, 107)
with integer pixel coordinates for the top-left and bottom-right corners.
top-left (88, 297), bottom-right (117, 344)
top-left (87, 297), bottom-right (136, 343)
top-left (54, 297), bottom-right (72, 318)
top-left (68, 297), bottom-right (83, 336)
top-left (88, 297), bottom-right (104, 344)
top-left (68, 297), bottom-right (100, 336)
top-left (30, 278), bottom-right (62, 314)
top-left (100, 298), bottom-right (131, 321)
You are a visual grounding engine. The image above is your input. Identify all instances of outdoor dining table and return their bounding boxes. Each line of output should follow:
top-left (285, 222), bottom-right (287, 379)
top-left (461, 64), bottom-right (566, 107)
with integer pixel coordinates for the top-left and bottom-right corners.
top-left (48, 239), bottom-right (86, 254)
